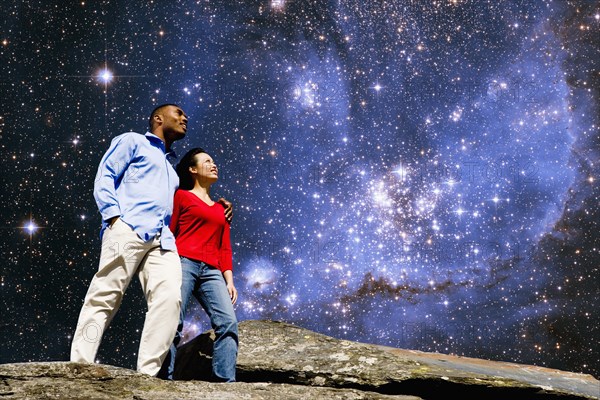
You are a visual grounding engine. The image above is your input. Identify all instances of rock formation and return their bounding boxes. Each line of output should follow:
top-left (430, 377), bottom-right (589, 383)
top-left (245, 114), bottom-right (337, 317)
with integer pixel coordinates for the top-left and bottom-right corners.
top-left (0, 320), bottom-right (597, 399)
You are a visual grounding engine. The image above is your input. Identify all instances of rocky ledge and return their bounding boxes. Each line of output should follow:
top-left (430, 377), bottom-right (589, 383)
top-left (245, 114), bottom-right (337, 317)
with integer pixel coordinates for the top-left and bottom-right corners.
top-left (1, 320), bottom-right (598, 399)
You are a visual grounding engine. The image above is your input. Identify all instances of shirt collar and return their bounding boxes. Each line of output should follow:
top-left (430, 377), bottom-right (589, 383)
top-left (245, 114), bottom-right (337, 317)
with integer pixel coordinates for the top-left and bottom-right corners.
top-left (144, 131), bottom-right (178, 158)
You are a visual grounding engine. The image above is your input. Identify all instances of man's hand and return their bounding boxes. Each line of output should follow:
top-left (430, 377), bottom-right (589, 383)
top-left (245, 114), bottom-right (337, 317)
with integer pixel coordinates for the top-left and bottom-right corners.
top-left (217, 197), bottom-right (233, 223)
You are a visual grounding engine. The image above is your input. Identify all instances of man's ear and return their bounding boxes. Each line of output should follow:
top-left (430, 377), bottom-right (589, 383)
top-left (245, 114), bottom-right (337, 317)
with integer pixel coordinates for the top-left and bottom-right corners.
top-left (154, 113), bottom-right (163, 126)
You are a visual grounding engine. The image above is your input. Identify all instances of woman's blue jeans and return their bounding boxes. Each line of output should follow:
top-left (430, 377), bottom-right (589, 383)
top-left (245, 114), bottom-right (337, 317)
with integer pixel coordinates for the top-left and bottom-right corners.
top-left (159, 257), bottom-right (238, 382)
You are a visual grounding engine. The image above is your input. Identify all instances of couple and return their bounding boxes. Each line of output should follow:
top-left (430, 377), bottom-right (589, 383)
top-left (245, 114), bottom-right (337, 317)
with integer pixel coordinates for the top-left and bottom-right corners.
top-left (70, 104), bottom-right (238, 382)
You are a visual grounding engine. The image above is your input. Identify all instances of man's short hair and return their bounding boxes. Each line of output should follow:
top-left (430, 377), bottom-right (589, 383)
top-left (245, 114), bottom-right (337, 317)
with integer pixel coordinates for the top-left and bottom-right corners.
top-left (148, 103), bottom-right (180, 131)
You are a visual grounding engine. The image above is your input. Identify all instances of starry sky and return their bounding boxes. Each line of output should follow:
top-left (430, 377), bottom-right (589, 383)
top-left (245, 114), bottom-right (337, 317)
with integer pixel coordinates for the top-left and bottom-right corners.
top-left (1, 0), bottom-right (598, 378)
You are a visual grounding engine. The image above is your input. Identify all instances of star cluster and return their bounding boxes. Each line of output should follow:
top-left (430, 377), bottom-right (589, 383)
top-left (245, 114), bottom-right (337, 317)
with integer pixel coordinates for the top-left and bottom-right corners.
top-left (0, 0), bottom-right (598, 378)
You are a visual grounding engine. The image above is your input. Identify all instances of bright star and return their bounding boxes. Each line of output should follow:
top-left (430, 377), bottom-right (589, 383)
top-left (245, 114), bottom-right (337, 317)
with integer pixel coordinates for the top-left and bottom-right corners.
top-left (393, 164), bottom-right (409, 181)
top-left (98, 68), bottom-right (113, 83)
top-left (25, 221), bottom-right (37, 234)
top-left (271, 0), bottom-right (285, 10)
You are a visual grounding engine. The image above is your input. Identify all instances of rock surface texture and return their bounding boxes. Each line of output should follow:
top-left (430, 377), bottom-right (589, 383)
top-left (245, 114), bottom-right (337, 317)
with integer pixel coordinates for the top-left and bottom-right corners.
top-left (1, 320), bottom-right (598, 399)
top-left (0, 362), bottom-right (414, 400)
top-left (176, 320), bottom-right (599, 399)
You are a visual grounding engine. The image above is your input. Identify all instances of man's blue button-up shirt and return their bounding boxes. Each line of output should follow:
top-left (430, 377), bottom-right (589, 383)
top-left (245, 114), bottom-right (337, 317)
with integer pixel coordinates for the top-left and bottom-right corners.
top-left (93, 131), bottom-right (179, 250)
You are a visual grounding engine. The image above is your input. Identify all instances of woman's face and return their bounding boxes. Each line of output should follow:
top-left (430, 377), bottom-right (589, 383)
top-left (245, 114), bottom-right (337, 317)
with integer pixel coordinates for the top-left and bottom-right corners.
top-left (190, 152), bottom-right (218, 183)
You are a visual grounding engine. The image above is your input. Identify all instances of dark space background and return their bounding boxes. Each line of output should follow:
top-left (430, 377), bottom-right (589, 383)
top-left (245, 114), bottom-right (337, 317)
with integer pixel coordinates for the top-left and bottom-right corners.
top-left (1, 0), bottom-right (598, 378)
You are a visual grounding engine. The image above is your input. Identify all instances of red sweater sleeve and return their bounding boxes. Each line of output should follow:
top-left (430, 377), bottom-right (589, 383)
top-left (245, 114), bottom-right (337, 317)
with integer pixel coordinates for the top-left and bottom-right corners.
top-left (220, 220), bottom-right (233, 271)
top-left (170, 190), bottom-right (181, 236)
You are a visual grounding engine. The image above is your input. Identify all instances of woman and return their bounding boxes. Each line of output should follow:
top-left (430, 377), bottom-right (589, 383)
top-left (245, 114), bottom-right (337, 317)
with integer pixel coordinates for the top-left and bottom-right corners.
top-left (159, 147), bottom-right (238, 382)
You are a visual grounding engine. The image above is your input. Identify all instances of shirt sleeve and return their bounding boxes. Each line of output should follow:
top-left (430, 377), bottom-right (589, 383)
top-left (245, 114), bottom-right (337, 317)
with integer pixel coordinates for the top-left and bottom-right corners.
top-left (170, 190), bottom-right (181, 237)
top-left (220, 219), bottom-right (233, 272)
top-left (93, 133), bottom-right (136, 222)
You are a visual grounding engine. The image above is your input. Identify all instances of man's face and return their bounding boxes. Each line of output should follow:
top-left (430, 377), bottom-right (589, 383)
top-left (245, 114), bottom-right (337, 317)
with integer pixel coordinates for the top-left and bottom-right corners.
top-left (159, 105), bottom-right (188, 140)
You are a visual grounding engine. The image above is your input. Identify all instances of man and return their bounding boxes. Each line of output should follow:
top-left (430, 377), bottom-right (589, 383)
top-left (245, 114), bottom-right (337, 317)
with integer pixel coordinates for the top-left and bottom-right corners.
top-left (70, 104), bottom-right (231, 376)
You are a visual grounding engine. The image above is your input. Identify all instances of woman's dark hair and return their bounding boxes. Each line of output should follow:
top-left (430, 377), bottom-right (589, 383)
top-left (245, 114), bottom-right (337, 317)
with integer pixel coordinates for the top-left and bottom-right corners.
top-left (176, 147), bottom-right (206, 190)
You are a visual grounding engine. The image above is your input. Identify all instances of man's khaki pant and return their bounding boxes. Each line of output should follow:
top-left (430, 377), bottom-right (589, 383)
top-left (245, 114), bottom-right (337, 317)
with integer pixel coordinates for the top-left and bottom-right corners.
top-left (70, 218), bottom-right (182, 376)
